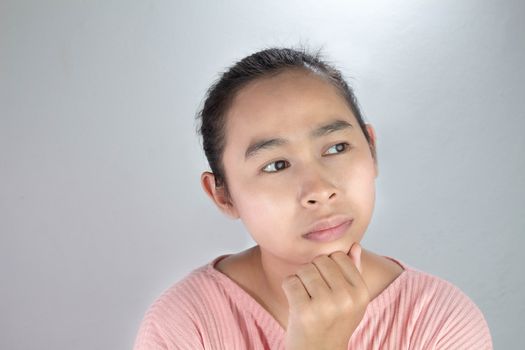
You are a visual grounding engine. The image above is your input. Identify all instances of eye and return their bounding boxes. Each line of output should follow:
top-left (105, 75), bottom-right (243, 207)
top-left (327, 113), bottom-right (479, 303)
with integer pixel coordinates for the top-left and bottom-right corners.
top-left (262, 160), bottom-right (290, 173)
top-left (325, 142), bottom-right (351, 155)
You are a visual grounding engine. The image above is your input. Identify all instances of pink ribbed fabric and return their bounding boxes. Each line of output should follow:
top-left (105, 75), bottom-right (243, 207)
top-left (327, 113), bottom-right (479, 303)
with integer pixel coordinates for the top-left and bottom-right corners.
top-left (133, 255), bottom-right (493, 350)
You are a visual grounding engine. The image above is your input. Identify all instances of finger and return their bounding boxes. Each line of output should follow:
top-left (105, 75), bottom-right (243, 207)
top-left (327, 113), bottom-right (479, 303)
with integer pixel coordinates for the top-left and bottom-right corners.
top-left (294, 263), bottom-right (331, 299)
top-left (349, 243), bottom-right (363, 274)
top-left (329, 245), bottom-right (366, 288)
top-left (281, 275), bottom-right (310, 309)
top-left (310, 255), bottom-right (348, 291)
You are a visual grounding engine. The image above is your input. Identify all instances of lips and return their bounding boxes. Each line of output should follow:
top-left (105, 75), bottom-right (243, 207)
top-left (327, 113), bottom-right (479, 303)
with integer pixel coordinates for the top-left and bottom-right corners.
top-left (302, 217), bottom-right (353, 242)
top-left (304, 215), bottom-right (353, 236)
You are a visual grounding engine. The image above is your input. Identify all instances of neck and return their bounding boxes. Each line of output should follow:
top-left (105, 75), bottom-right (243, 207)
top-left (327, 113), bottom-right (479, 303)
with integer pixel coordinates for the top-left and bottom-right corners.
top-left (250, 245), bottom-right (374, 314)
top-left (256, 246), bottom-right (300, 308)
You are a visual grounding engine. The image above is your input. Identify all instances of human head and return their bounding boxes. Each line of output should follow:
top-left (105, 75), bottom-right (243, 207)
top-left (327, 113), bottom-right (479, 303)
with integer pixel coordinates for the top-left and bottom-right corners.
top-left (196, 47), bottom-right (376, 204)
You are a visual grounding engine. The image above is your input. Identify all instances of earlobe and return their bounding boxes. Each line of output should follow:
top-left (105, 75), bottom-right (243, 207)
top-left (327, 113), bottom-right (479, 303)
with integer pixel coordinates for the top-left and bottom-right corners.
top-left (200, 171), bottom-right (240, 219)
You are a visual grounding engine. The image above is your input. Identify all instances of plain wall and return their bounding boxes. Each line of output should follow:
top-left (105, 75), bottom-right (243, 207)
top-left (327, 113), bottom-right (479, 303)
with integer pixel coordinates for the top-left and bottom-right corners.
top-left (1, 0), bottom-right (524, 348)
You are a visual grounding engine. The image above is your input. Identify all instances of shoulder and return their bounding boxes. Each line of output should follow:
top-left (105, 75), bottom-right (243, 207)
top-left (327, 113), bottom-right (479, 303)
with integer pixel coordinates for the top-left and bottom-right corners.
top-left (143, 257), bottom-right (234, 322)
top-left (378, 255), bottom-right (483, 307)
top-left (396, 263), bottom-right (493, 349)
top-left (133, 258), bottom-right (229, 350)
top-left (399, 264), bottom-right (480, 311)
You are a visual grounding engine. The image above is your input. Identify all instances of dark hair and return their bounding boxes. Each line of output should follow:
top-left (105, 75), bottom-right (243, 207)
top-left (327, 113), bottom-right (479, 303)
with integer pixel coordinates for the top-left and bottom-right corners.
top-left (196, 46), bottom-right (375, 201)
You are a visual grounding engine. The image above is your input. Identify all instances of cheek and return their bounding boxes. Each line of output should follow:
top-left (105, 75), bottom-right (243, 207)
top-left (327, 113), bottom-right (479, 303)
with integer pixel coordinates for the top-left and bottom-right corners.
top-left (343, 161), bottom-right (377, 224)
top-left (234, 184), bottom-right (294, 239)
top-left (348, 163), bottom-right (376, 199)
top-left (244, 188), bottom-right (288, 213)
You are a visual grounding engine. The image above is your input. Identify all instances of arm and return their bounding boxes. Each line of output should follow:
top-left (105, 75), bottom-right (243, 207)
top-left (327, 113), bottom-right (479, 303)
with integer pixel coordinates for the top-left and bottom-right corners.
top-left (435, 291), bottom-right (493, 350)
top-left (133, 305), bottom-right (205, 350)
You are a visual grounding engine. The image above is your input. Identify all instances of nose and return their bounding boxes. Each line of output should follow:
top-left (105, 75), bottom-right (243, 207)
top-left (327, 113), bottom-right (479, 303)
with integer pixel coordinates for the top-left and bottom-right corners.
top-left (299, 169), bottom-right (339, 208)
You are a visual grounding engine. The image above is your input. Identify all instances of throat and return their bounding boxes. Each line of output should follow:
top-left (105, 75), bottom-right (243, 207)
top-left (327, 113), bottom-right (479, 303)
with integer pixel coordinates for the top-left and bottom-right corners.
top-left (214, 245), bottom-right (405, 329)
top-left (214, 246), bottom-right (291, 329)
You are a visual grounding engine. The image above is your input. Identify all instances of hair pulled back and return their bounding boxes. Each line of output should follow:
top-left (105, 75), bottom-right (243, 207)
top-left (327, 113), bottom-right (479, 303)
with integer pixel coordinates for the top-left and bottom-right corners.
top-left (196, 46), bottom-right (374, 200)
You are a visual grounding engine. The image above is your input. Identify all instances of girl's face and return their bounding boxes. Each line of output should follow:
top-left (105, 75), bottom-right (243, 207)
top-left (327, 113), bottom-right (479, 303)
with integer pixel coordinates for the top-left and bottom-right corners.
top-left (207, 70), bottom-right (378, 264)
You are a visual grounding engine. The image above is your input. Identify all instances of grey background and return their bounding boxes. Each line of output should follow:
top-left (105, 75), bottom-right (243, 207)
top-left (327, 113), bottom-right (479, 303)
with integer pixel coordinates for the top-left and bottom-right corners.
top-left (1, 0), bottom-right (523, 349)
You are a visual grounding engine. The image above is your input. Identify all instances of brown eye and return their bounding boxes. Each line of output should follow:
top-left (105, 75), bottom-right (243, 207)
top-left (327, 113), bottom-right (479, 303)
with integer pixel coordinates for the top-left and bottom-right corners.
top-left (325, 142), bottom-right (351, 155)
top-left (262, 160), bottom-right (289, 173)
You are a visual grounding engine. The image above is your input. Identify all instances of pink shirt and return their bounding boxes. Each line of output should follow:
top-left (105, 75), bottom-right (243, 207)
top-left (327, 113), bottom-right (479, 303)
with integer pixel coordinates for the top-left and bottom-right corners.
top-left (133, 255), bottom-right (493, 349)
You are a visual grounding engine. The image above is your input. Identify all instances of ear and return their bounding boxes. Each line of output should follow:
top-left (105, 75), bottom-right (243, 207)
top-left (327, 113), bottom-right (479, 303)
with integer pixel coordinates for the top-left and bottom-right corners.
top-left (200, 171), bottom-right (240, 219)
top-left (365, 124), bottom-right (379, 178)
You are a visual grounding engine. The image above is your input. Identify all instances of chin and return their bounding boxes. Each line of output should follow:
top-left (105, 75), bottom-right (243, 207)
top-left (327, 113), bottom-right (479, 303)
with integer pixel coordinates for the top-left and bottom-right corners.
top-left (308, 240), bottom-right (353, 260)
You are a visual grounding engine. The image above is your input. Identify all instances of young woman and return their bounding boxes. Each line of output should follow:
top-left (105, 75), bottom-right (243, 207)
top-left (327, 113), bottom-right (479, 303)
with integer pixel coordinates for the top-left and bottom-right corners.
top-left (134, 47), bottom-right (493, 349)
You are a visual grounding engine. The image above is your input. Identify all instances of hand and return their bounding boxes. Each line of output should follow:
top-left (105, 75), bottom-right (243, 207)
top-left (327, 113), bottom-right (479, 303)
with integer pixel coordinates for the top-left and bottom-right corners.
top-left (281, 243), bottom-right (370, 350)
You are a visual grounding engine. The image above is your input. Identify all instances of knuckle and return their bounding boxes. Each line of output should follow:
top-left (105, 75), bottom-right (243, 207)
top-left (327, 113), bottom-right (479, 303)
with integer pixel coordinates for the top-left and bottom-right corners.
top-left (282, 275), bottom-right (301, 289)
top-left (323, 301), bottom-right (340, 315)
top-left (313, 254), bottom-right (330, 264)
top-left (297, 264), bottom-right (320, 281)
top-left (311, 299), bottom-right (334, 318)
top-left (329, 250), bottom-right (346, 259)
top-left (302, 309), bottom-right (317, 325)
top-left (336, 290), bottom-right (355, 310)
top-left (297, 263), bottom-right (316, 274)
top-left (336, 287), bottom-right (370, 311)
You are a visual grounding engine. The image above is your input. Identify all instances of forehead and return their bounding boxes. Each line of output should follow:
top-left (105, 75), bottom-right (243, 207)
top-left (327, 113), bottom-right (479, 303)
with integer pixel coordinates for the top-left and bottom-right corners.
top-left (224, 70), bottom-right (355, 150)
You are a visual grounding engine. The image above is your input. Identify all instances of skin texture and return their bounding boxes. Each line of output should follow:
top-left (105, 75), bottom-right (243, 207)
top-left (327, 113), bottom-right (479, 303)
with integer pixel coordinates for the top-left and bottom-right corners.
top-left (281, 243), bottom-right (369, 349)
top-left (201, 69), bottom-right (382, 349)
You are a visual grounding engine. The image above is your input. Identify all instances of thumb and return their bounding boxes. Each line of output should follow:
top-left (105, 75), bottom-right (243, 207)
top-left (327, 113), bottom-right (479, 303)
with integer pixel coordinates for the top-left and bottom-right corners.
top-left (348, 242), bottom-right (363, 274)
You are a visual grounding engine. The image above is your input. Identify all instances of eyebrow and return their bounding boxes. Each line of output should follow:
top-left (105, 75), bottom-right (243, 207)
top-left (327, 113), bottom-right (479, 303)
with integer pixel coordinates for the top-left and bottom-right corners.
top-left (244, 119), bottom-right (353, 161)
